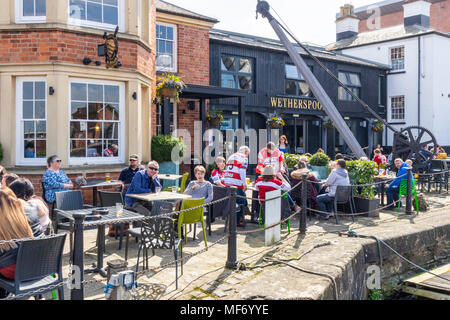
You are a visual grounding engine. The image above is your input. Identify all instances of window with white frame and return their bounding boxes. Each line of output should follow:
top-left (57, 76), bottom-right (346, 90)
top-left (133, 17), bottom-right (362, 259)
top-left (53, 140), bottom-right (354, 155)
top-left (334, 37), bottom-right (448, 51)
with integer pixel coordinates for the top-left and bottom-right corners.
top-left (15, 0), bottom-right (46, 23)
top-left (338, 72), bottom-right (361, 101)
top-left (68, 0), bottom-right (124, 32)
top-left (69, 79), bottom-right (124, 164)
top-left (16, 78), bottom-right (47, 165)
top-left (156, 23), bottom-right (177, 72)
top-left (391, 96), bottom-right (405, 120)
top-left (390, 46), bottom-right (405, 71)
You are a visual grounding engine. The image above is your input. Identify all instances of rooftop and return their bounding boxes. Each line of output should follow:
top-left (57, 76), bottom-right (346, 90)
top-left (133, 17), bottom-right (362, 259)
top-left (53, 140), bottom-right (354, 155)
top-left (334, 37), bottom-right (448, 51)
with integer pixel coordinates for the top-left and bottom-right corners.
top-left (156, 0), bottom-right (219, 24)
top-left (210, 29), bottom-right (390, 69)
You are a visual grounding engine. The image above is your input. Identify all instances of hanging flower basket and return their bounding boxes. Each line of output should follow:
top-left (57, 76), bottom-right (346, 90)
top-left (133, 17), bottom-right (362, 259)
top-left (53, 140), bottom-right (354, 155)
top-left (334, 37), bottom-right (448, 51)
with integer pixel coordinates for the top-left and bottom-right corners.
top-left (267, 113), bottom-right (285, 128)
top-left (268, 121), bottom-right (284, 129)
top-left (324, 120), bottom-right (335, 129)
top-left (156, 73), bottom-right (186, 103)
top-left (207, 110), bottom-right (224, 127)
top-left (372, 120), bottom-right (384, 133)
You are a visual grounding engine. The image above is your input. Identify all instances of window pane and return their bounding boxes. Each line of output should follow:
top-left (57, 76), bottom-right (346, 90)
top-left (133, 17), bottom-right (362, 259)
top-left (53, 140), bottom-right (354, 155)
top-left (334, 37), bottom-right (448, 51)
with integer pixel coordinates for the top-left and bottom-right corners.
top-left (349, 73), bottom-right (361, 87)
top-left (166, 27), bottom-right (174, 40)
top-left (36, 0), bottom-right (46, 16)
top-left (104, 104), bottom-right (119, 120)
top-left (157, 39), bottom-right (165, 54)
top-left (103, 141), bottom-right (118, 157)
top-left (24, 140), bottom-right (35, 158)
top-left (36, 140), bottom-right (46, 158)
top-left (24, 121), bottom-right (35, 139)
top-left (238, 76), bottom-right (252, 90)
top-left (299, 82), bottom-right (310, 96)
top-left (221, 74), bottom-right (236, 88)
top-left (23, 82), bottom-right (34, 99)
top-left (221, 56), bottom-right (235, 72)
top-left (23, 0), bottom-right (34, 16)
top-left (88, 103), bottom-right (103, 120)
top-left (88, 122), bottom-right (102, 138)
top-left (71, 83), bottom-right (87, 101)
top-left (338, 72), bottom-right (348, 85)
top-left (285, 64), bottom-right (303, 80)
top-left (35, 82), bottom-right (45, 99)
top-left (71, 140), bottom-right (86, 157)
top-left (87, 2), bottom-right (102, 23)
top-left (103, 122), bottom-right (118, 139)
top-left (239, 58), bottom-right (252, 74)
top-left (104, 0), bottom-right (118, 5)
top-left (71, 102), bottom-right (87, 119)
top-left (88, 84), bottom-right (103, 101)
top-left (70, 121), bottom-right (87, 139)
top-left (158, 25), bottom-right (167, 39)
top-left (285, 80), bottom-right (297, 95)
top-left (69, 0), bottom-right (86, 20)
top-left (104, 85), bottom-right (119, 103)
top-left (166, 42), bottom-right (173, 54)
top-left (36, 121), bottom-right (46, 139)
top-left (35, 101), bottom-right (45, 119)
top-left (23, 101), bottom-right (34, 119)
top-left (87, 140), bottom-right (102, 157)
top-left (103, 5), bottom-right (118, 25)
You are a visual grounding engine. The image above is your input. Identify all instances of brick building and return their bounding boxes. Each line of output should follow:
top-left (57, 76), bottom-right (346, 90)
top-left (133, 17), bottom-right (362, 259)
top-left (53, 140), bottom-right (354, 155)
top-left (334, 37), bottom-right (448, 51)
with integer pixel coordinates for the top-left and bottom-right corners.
top-left (0, 0), bottom-right (156, 202)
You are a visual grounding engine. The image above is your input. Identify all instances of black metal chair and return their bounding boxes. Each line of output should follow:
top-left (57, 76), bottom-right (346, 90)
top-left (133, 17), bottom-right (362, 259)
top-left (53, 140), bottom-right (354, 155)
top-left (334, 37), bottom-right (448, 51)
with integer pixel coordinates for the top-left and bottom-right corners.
top-left (98, 191), bottom-right (126, 250)
top-left (428, 160), bottom-right (448, 193)
top-left (333, 186), bottom-right (356, 224)
top-left (124, 201), bottom-right (174, 261)
top-left (54, 190), bottom-right (93, 233)
top-left (0, 234), bottom-right (66, 300)
top-left (136, 217), bottom-right (183, 289)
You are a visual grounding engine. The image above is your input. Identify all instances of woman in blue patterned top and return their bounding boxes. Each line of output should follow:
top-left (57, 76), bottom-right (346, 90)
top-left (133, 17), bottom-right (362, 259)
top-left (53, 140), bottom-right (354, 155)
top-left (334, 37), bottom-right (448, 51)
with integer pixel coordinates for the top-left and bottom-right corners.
top-left (42, 155), bottom-right (73, 203)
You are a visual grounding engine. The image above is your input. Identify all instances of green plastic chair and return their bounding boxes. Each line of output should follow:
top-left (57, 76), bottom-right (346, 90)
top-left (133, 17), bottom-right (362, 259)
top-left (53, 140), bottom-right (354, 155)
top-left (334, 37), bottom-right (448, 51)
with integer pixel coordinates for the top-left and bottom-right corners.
top-left (177, 198), bottom-right (208, 249)
top-left (163, 172), bottom-right (189, 193)
top-left (397, 179), bottom-right (419, 215)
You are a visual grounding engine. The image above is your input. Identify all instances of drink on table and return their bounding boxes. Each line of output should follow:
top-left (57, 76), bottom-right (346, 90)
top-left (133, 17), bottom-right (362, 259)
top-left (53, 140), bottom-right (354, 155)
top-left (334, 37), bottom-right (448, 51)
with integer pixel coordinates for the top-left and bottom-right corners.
top-left (105, 173), bottom-right (111, 182)
top-left (172, 186), bottom-right (177, 193)
top-left (116, 203), bottom-right (123, 217)
top-left (246, 178), bottom-right (250, 185)
top-left (155, 187), bottom-right (161, 194)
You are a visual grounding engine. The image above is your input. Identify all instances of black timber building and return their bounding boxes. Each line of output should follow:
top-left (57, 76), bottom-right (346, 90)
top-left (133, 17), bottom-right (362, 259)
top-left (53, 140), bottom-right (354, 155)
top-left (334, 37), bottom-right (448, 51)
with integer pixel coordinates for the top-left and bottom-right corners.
top-left (209, 29), bottom-right (390, 158)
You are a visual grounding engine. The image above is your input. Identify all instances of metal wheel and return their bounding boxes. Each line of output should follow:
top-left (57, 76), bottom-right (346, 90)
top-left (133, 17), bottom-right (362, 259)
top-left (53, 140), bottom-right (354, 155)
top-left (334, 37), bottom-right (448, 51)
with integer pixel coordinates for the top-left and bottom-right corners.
top-left (393, 126), bottom-right (437, 171)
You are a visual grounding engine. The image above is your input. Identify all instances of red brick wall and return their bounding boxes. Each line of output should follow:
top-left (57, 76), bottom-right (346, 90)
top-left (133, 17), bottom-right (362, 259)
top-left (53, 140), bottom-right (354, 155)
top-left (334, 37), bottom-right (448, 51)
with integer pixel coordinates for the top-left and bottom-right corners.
top-left (358, 0), bottom-right (450, 33)
top-left (0, 30), bottom-right (153, 78)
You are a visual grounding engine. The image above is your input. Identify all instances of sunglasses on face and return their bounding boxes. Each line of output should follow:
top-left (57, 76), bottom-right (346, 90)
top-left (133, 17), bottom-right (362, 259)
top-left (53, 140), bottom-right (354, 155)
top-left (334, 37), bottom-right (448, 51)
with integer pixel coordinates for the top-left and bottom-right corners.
top-left (129, 159), bottom-right (138, 162)
top-left (149, 167), bottom-right (159, 171)
top-left (55, 160), bottom-right (62, 163)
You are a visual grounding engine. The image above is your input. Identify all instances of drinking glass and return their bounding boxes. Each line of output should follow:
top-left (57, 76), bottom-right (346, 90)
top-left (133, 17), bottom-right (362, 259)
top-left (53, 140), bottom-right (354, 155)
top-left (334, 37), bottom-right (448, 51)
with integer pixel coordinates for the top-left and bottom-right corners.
top-left (116, 203), bottom-right (123, 217)
top-left (155, 187), bottom-right (162, 194)
top-left (171, 186), bottom-right (178, 193)
top-left (105, 173), bottom-right (111, 182)
top-left (246, 178), bottom-right (251, 186)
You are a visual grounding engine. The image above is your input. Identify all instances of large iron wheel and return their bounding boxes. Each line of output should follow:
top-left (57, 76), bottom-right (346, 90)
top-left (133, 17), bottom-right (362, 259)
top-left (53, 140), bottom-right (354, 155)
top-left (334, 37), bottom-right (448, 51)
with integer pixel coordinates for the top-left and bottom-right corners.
top-left (393, 126), bottom-right (437, 171)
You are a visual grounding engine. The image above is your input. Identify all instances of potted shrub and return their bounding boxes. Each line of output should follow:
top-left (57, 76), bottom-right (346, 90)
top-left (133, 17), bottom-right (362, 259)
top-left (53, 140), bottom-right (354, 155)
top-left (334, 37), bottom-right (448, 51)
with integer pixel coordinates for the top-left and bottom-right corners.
top-left (372, 120), bottom-right (384, 133)
top-left (151, 135), bottom-right (186, 187)
top-left (284, 153), bottom-right (303, 170)
top-left (266, 113), bottom-right (285, 129)
top-left (156, 73), bottom-right (186, 103)
top-left (346, 160), bottom-right (380, 217)
top-left (207, 110), bottom-right (224, 127)
top-left (309, 152), bottom-right (330, 180)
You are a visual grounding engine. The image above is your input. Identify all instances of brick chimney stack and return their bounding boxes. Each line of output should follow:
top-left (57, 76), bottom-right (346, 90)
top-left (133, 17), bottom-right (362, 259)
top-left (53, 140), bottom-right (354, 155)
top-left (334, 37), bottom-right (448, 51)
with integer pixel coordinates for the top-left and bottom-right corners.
top-left (336, 4), bottom-right (359, 41)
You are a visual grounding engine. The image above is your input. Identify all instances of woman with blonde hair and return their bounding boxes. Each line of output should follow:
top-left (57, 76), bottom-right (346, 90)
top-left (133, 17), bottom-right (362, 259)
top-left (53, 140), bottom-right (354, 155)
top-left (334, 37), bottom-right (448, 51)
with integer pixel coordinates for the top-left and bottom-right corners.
top-left (278, 135), bottom-right (291, 154)
top-left (0, 188), bottom-right (34, 280)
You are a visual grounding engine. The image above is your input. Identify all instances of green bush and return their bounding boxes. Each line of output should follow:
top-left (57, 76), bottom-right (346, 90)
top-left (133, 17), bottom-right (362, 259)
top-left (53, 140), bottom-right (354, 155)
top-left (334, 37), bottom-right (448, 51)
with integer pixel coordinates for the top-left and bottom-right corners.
top-left (309, 152), bottom-right (330, 167)
top-left (284, 153), bottom-right (303, 169)
top-left (0, 143), bottom-right (3, 163)
top-left (346, 160), bottom-right (378, 199)
top-left (151, 135), bottom-right (185, 163)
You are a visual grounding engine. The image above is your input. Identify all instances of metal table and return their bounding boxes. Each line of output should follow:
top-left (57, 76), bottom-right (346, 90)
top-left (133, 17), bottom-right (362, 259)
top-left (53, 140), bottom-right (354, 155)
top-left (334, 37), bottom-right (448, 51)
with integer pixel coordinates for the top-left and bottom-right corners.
top-left (126, 191), bottom-right (191, 203)
top-left (373, 175), bottom-right (396, 206)
top-left (158, 174), bottom-right (183, 189)
top-left (81, 180), bottom-right (123, 206)
top-left (58, 207), bottom-right (145, 277)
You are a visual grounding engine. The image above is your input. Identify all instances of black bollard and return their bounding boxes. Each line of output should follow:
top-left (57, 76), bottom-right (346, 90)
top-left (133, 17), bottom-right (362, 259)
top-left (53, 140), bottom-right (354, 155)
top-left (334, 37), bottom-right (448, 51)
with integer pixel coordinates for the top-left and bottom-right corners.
top-left (300, 174), bottom-right (308, 233)
top-left (406, 167), bottom-right (413, 215)
top-left (71, 213), bottom-right (85, 300)
top-left (226, 187), bottom-right (238, 269)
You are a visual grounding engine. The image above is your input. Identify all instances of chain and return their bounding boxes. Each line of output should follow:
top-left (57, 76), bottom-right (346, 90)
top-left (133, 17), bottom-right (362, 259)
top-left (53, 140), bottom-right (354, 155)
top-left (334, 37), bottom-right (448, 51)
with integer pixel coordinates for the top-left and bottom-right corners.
top-left (0, 280), bottom-right (69, 300)
top-left (306, 199), bottom-right (403, 218)
top-left (0, 233), bottom-right (65, 246)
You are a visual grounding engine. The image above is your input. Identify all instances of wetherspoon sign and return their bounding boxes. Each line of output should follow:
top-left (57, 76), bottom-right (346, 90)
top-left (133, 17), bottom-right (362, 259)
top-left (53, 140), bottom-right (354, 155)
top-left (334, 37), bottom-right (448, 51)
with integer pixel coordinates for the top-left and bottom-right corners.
top-left (270, 96), bottom-right (323, 111)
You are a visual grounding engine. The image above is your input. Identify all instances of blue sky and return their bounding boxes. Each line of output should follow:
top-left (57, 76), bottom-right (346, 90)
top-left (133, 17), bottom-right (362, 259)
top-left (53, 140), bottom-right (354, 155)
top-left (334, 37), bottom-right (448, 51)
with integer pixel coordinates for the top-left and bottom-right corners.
top-left (164, 0), bottom-right (384, 46)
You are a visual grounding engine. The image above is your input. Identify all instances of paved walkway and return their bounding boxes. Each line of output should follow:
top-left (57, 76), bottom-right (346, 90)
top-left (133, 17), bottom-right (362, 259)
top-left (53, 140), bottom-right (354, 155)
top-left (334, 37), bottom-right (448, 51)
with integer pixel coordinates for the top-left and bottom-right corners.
top-left (48, 189), bottom-right (450, 300)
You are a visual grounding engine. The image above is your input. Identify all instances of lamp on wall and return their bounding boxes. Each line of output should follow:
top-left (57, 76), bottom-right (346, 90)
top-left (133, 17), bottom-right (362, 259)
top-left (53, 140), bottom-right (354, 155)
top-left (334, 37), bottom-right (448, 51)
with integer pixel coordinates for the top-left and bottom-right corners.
top-left (187, 101), bottom-right (196, 111)
top-left (132, 92), bottom-right (137, 100)
top-left (49, 87), bottom-right (55, 96)
top-left (83, 58), bottom-right (92, 65)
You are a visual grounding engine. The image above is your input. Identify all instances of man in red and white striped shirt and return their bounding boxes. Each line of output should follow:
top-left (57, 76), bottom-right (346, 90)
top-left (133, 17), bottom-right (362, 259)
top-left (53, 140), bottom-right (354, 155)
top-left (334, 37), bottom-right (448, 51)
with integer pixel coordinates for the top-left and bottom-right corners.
top-left (256, 142), bottom-right (285, 176)
top-left (224, 146), bottom-right (250, 227)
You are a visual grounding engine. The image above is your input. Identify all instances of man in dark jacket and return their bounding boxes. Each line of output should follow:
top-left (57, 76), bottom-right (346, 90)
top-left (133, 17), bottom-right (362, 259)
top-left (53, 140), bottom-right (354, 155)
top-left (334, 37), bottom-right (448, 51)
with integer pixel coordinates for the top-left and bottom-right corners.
top-left (385, 159), bottom-right (413, 210)
top-left (118, 154), bottom-right (145, 196)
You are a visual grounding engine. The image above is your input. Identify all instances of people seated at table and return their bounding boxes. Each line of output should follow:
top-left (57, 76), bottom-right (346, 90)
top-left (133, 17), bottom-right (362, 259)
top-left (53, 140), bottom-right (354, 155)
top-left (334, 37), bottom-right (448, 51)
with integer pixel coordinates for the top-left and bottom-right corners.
top-left (118, 154), bottom-right (145, 196)
top-left (290, 161), bottom-right (319, 208)
top-left (1, 173), bottom-right (19, 189)
top-left (385, 158), bottom-right (414, 210)
top-left (184, 166), bottom-right (213, 203)
top-left (9, 178), bottom-right (50, 235)
top-left (0, 188), bottom-right (34, 282)
top-left (224, 146), bottom-right (250, 228)
top-left (210, 157), bottom-right (226, 187)
top-left (278, 135), bottom-right (291, 154)
top-left (256, 142), bottom-right (285, 176)
top-left (42, 155), bottom-right (73, 204)
top-left (373, 149), bottom-right (387, 170)
top-left (316, 159), bottom-right (350, 219)
top-left (125, 161), bottom-right (162, 216)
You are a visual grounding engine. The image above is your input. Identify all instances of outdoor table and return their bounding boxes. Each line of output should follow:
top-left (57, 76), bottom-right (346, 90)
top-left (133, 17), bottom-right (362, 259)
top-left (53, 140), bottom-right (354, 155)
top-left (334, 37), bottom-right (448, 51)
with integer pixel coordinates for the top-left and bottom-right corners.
top-left (57, 207), bottom-right (145, 277)
top-left (126, 191), bottom-right (191, 203)
top-left (374, 175), bottom-right (395, 206)
top-left (81, 180), bottom-right (123, 206)
top-left (158, 174), bottom-right (183, 189)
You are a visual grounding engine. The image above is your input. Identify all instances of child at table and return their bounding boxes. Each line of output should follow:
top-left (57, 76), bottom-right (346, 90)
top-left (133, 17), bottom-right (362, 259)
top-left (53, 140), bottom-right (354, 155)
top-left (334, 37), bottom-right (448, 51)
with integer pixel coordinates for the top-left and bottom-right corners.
top-left (210, 157), bottom-right (226, 187)
top-left (184, 166), bottom-right (214, 203)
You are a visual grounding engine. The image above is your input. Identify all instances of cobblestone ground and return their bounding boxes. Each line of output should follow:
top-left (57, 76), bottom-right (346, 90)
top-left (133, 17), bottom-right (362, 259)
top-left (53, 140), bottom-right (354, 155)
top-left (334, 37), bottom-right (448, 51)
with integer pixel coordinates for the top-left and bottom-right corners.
top-left (42, 188), bottom-right (450, 300)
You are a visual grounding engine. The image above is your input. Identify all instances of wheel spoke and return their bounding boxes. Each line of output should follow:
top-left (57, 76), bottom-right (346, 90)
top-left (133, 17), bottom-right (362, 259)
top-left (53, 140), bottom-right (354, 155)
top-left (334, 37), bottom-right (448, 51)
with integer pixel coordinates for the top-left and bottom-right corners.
top-left (416, 129), bottom-right (426, 143)
top-left (420, 140), bottom-right (434, 148)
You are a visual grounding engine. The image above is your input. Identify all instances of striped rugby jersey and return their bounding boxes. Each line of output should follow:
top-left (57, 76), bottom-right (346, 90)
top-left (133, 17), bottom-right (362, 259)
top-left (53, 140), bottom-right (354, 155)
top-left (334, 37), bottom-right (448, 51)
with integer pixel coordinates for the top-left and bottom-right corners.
top-left (224, 153), bottom-right (248, 189)
top-left (210, 168), bottom-right (225, 185)
top-left (256, 148), bottom-right (284, 174)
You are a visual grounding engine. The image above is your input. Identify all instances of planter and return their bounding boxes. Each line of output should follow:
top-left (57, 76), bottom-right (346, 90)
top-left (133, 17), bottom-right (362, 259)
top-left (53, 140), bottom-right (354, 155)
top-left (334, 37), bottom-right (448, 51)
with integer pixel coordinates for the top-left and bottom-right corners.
top-left (310, 165), bottom-right (328, 180)
top-left (160, 87), bottom-right (178, 99)
top-left (208, 118), bottom-right (222, 126)
top-left (268, 122), bottom-right (283, 129)
top-left (354, 196), bottom-right (379, 218)
top-left (159, 161), bottom-right (180, 188)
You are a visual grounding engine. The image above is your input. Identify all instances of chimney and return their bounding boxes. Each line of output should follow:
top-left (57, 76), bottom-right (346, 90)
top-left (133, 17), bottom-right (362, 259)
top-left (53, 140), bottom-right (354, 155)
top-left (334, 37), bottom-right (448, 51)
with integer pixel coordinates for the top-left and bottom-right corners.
top-left (403, 0), bottom-right (431, 28)
top-left (336, 4), bottom-right (359, 41)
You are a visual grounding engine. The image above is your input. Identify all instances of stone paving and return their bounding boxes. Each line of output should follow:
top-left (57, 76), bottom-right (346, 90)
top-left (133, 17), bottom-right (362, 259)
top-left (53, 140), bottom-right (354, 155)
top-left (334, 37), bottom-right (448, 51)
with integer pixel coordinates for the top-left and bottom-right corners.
top-left (42, 189), bottom-right (450, 300)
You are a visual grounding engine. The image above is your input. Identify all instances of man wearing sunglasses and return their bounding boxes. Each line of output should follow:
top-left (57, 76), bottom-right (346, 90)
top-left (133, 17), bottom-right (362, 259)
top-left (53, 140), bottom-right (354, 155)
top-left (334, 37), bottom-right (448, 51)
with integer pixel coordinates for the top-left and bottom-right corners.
top-left (124, 161), bottom-right (162, 216)
top-left (118, 154), bottom-right (145, 196)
